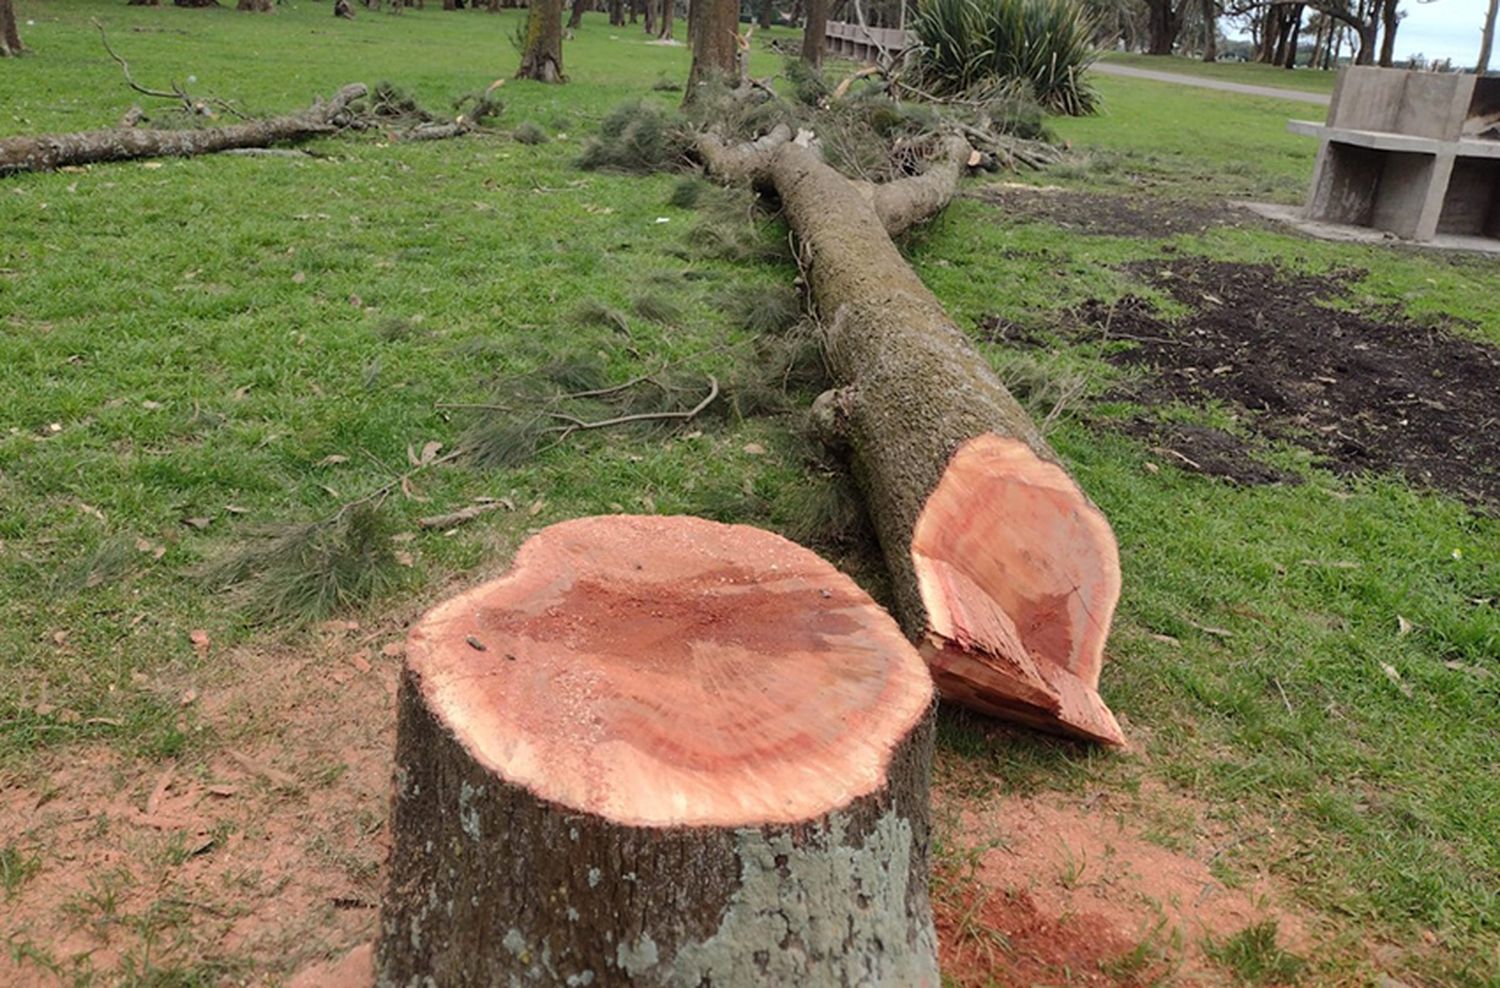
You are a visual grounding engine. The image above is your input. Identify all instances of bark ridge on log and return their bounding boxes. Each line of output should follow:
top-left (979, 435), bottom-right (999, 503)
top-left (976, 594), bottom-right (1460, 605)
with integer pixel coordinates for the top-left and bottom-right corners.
top-left (376, 515), bottom-right (939, 987)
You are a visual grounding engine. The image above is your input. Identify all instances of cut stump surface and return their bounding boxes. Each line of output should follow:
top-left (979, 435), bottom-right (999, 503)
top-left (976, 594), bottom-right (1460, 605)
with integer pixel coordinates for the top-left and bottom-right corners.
top-left (377, 515), bottom-right (939, 986)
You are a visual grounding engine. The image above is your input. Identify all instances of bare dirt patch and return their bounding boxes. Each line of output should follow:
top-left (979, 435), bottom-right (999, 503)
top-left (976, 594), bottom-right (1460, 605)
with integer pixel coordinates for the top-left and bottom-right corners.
top-left (1083, 260), bottom-right (1500, 509)
top-left (971, 184), bottom-right (1251, 238)
top-left (0, 619), bottom-right (403, 985)
top-left (931, 779), bottom-right (1322, 986)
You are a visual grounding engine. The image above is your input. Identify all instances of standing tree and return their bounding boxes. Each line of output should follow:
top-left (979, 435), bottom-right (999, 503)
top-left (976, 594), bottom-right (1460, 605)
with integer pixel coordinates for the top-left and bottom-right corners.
top-left (1145, 0), bottom-right (1190, 53)
top-left (801, 0), bottom-right (827, 65)
top-left (0, 0), bottom-right (22, 58)
top-left (686, 0), bottom-right (739, 96)
top-left (1376, 0), bottom-right (1400, 65)
top-left (658, 0), bottom-right (675, 39)
top-left (237, 0), bottom-right (274, 9)
top-left (567, 0), bottom-right (587, 29)
top-left (1481, 0), bottom-right (1498, 72)
top-left (517, 0), bottom-right (566, 81)
top-left (1201, 0), bottom-right (1218, 59)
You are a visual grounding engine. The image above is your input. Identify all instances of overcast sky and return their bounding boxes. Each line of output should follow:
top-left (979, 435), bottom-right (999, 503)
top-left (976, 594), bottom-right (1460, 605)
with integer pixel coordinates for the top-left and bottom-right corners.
top-left (1375, 0), bottom-right (1492, 66)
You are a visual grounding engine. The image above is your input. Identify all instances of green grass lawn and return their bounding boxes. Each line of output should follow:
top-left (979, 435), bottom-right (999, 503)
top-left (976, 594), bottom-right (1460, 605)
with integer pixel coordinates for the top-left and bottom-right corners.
top-left (1101, 50), bottom-right (1341, 95)
top-left (2, 3), bottom-right (1497, 985)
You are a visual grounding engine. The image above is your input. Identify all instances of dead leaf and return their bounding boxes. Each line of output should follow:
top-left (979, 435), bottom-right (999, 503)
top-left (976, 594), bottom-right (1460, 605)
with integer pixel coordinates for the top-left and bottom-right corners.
top-left (1148, 633), bottom-right (1181, 646)
top-left (1396, 615), bottom-right (1413, 636)
top-left (1184, 618), bottom-right (1233, 638)
top-left (179, 688), bottom-right (199, 707)
top-left (56, 708), bottom-right (81, 724)
top-left (318, 620), bottom-right (360, 634)
top-left (291, 271), bottom-right (306, 284)
top-left (226, 748), bottom-right (297, 788)
top-left (349, 651), bottom-right (372, 673)
top-left (51, 630), bottom-right (69, 646)
top-left (465, 635), bottom-right (487, 651)
top-left (349, 294), bottom-right (364, 308)
top-left (135, 537), bottom-right (166, 560)
top-left (317, 454), bottom-right (349, 466)
top-left (1380, 662), bottom-right (1414, 697)
top-left (417, 501), bottom-right (506, 530)
top-left (34, 702), bottom-right (56, 717)
top-left (141, 399), bottom-right (163, 410)
top-left (181, 516), bottom-right (212, 530)
top-left (528, 499), bottom-right (546, 517)
top-left (77, 502), bottom-right (106, 522)
top-left (381, 641), bottom-right (404, 658)
top-left (189, 629), bottom-right (211, 656)
top-left (742, 442), bottom-right (766, 456)
top-left (224, 504), bottom-right (249, 515)
top-left (146, 765), bottom-right (175, 816)
top-left (394, 550), bottom-right (415, 567)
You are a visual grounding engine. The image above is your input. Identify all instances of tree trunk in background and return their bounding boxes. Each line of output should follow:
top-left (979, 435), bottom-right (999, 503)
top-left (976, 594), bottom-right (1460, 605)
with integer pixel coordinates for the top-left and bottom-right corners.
top-left (609, 0), bottom-right (624, 25)
top-left (443, 0), bottom-right (457, 8)
top-left (517, 0), bottom-right (565, 80)
top-left (801, 0), bottom-right (826, 66)
top-left (237, 0), bottom-right (274, 10)
top-left (1377, 0), bottom-right (1398, 65)
top-left (1480, 0), bottom-right (1498, 72)
top-left (685, 0), bottom-right (739, 98)
top-left (1145, 0), bottom-right (1184, 54)
top-left (373, 517), bottom-right (939, 987)
top-left (1284, 4), bottom-right (1303, 67)
top-left (658, 0), bottom-right (674, 38)
top-left (0, 0), bottom-right (22, 57)
top-left (759, 0), bottom-right (774, 29)
top-left (173, 0), bottom-right (221, 7)
top-left (1200, 0), bottom-right (1216, 60)
top-left (567, 0), bottom-right (586, 29)
top-left (644, 0), bottom-right (656, 34)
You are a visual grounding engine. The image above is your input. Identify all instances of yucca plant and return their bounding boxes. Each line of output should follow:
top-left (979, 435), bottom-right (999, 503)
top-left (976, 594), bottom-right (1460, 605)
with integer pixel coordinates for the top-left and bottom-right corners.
top-left (911, 0), bottom-right (1101, 116)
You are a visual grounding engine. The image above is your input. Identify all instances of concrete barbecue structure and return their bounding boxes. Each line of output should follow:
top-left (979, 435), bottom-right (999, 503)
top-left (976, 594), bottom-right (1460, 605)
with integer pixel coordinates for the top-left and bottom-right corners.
top-left (1290, 67), bottom-right (1500, 246)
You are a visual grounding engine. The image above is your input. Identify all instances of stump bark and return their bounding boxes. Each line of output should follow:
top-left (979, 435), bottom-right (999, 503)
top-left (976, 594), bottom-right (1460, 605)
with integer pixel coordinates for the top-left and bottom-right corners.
top-left (376, 515), bottom-right (939, 987)
top-left (0, 84), bottom-right (365, 175)
top-left (700, 132), bottom-right (1125, 746)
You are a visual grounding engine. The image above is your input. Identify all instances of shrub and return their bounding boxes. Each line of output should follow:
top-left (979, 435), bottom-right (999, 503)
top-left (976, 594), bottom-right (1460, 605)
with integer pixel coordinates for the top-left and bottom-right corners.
top-left (910, 0), bottom-right (1101, 116)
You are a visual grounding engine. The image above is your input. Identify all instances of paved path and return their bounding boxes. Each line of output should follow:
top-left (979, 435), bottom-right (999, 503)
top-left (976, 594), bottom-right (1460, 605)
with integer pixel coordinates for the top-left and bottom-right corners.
top-left (1093, 62), bottom-right (1331, 106)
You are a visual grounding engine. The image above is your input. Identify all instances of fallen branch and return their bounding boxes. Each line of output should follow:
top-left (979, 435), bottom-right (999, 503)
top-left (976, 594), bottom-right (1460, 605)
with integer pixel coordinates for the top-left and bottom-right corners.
top-left (539, 375), bottom-right (719, 444)
top-left (95, 19), bottom-right (246, 120)
top-left (0, 83), bottom-right (367, 175)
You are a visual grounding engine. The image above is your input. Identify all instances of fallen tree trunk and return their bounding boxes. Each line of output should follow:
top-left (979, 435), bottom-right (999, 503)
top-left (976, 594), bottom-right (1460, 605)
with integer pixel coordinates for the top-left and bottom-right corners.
top-left (376, 515), bottom-right (939, 985)
top-left (701, 130), bottom-right (1125, 745)
top-left (0, 84), bottom-right (366, 176)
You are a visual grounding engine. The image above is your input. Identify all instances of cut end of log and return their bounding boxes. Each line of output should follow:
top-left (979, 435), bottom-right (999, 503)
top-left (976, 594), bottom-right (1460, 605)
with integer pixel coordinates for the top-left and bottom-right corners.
top-left (912, 434), bottom-right (1124, 745)
top-left (406, 515), bottom-right (933, 827)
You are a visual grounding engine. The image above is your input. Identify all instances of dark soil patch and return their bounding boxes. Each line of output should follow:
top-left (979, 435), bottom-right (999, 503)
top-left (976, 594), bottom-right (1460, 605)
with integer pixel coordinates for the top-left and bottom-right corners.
top-left (971, 184), bottom-right (1249, 237)
top-left (1122, 419), bottom-right (1303, 486)
top-left (975, 312), bottom-right (1049, 348)
top-left (1084, 259), bottom-right (1500, 509)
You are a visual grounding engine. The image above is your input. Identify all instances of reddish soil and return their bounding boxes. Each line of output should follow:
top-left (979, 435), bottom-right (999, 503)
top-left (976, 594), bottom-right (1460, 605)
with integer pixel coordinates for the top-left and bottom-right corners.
top-left (930, 770), bottom-right (1324, 987)
top-left (1081, 260), bottom-right (1500, 509)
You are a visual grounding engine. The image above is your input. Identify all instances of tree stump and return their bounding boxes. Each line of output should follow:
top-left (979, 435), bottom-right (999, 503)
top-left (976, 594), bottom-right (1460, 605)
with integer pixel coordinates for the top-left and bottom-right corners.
top-left (375, 515), bottom-right (939, 987)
